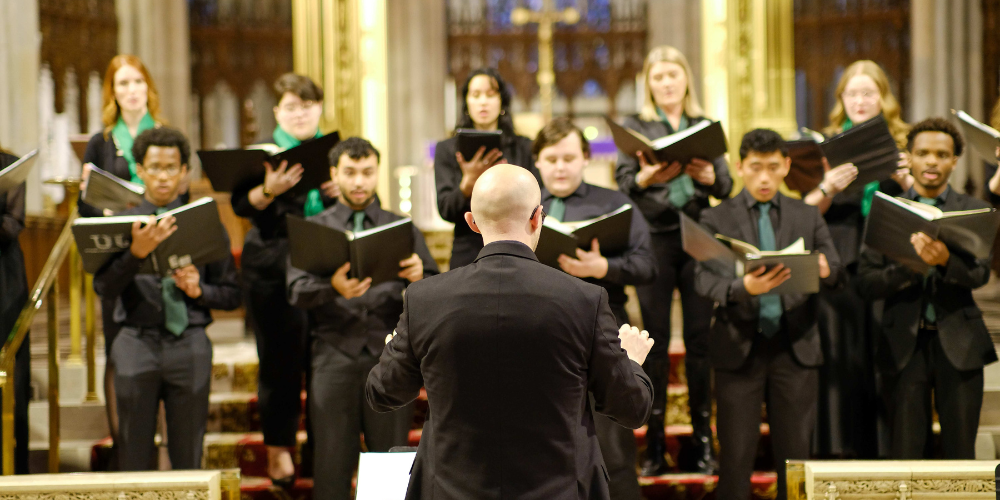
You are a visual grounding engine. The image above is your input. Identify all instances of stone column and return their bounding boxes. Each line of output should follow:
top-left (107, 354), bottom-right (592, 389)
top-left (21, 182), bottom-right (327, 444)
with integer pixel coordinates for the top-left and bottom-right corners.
top-left (0, 0), bottom-right (42, 213)
top-left (910, 0), bottom-right (984, 195)
top-left (117, 0), bottom-right (192, 135)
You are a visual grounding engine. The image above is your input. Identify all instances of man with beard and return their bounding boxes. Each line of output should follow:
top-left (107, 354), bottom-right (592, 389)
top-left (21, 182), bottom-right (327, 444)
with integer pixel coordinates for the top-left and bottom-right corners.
top-left (858, 118), bottom-right (998, 459)
top-left (287, 137), bottom-right (439, 499)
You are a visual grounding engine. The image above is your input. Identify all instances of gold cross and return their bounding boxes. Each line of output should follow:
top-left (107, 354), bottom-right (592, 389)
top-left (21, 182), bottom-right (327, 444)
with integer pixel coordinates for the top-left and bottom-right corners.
top-left (511, 0), bottom-right (580, 121)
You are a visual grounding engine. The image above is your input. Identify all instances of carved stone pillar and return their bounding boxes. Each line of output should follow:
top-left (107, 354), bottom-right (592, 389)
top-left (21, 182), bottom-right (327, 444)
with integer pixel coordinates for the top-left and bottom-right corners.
top-left (292, 0), bottom-right (391, 205)
top-left (700, 0), bottom-right (796, 152)
top-left (0, 0), bottom-right (42, 213)
top-left (117, 0), bottom-right (192, 135)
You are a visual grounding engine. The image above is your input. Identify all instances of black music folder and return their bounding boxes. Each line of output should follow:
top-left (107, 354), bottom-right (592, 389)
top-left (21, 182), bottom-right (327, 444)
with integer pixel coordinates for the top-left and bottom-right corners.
top-left (455, 129), bottom-right (503, 161)
top-left (534, 205), bottom-right (633, 269)
top-left (606, 116), bottom-right (728, 165)
top-left (287, 215), bottom-right (415, 286)
top-left (72, 197), bottom-right (231, 276)
top-left (953, 109), bottom-right (1000, 165)
top-left (82, 165), bottom-right (145, 213)
top-left (680, 213), bottom-right (820, 295)
top-left (198, 132), bottom-right (340, 195)
top-left (818, 114), bottom-right (899, 194)
top-left (863, 191), bottom-right (1000, 273)
top-left (0, 150), bottom-right (38, 195)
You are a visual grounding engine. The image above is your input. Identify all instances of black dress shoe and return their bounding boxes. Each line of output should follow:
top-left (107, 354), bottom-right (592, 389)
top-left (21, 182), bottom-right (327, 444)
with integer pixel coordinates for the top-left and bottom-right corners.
top-left (270, 475), bottom-right (296, 491)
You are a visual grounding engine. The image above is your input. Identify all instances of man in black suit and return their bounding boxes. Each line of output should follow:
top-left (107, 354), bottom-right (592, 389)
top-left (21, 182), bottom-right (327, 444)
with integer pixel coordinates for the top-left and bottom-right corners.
top-left (534, 117), bottom-right (656, 499)
top-left (93, 127), bottom-right (241, 470)
top-left (286, 137), bottom-right (439, 499)
top-left (693, 129), bottom-right (842, 500)
top-left (366, 164), bottom-right (654, 500)
top-left (858, 117), bottom-right (998, 459)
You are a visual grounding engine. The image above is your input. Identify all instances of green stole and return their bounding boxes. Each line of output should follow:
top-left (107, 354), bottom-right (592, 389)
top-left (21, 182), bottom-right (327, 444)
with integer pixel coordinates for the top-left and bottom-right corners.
top-left (111, 113), bottom-right (156, 184)
top-left (273, 126), bottom-right (324, 217)
top-left (655, 107), bottom-right (696, 209)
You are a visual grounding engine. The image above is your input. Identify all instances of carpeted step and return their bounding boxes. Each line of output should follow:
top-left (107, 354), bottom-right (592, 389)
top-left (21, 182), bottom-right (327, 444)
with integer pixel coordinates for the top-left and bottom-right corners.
top-left (640, 471), bottom-right (777, 499)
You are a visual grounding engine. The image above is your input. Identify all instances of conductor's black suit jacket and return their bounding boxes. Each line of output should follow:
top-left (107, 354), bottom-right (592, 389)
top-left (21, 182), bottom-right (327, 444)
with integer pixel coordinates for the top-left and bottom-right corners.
top-left (366, 241), bottom-right (653, 500)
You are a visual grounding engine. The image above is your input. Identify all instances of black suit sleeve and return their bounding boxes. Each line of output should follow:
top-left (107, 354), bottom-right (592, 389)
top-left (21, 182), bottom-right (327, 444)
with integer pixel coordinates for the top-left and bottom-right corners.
top-left (413, 225), bottom-right (441, 277)
top-left (810, 205), bottom-right (844, 289)
top-left (286, 256), bottom-right (338, 309)
top-left (93, 250), bottom-right (147, 299)
top-left (706, 154), bottom-right (733, 200)
top-left (79, 133), bottom-right (110, 218)
top-left (367, 292), bottom-right (424, 412)
top-left (603, 207), bottom-right (656, 286)
top-left (195, 234), bottom-right (241, 310)
top-left (0, 183), bottom-right (26, 244)
top-left (587, 289), bottom-right (653, 429)
top-left (939, 249), bottom-right (991, 290)
top-left (856, 247), bottom-right (921, 301)
top-left (434, 140), bottom-right (469, 224)
top-left (693, 208), bottom-right (752, 304)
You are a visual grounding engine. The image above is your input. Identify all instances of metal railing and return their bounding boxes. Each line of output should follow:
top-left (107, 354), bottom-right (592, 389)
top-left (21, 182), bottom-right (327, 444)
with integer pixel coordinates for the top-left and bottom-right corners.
top-left (0, 181), bottom-right (98, 475)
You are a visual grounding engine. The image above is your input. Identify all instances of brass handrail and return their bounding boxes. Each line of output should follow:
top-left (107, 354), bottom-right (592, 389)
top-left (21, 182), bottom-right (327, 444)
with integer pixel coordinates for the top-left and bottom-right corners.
top-left (0, 208), bottom-right (78, 475)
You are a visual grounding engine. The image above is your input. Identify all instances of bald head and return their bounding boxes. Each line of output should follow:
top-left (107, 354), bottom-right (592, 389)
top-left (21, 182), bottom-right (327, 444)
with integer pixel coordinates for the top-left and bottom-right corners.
top-left (467, 164), bottom-right (541, 245)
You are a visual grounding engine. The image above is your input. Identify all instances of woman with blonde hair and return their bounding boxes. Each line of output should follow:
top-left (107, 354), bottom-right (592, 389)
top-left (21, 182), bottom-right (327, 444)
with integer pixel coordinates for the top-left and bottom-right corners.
top-left (79, 54), bottom-right (170, 469)
top-left (802, 59), bottom-right (910, 460)
top-left (615, 45), bottom-right (731, 477)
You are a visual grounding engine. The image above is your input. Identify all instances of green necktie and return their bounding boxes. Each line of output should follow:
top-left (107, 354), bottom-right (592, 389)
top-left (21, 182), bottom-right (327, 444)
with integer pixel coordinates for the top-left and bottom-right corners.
top-left (757, 202), bottom-right (782, 338)
top-left (352, 211), bottom-right (366, 233)
top-left (155, 207), bottom-right (188, 336)
top-left (111, 113), bottom-right (156, 184)
top-left (547, 197), bottom-right (566, 222)
top-left (273, 126), bottom-right (325, 217)
top-left (917, 196), bottom-right (939, 323)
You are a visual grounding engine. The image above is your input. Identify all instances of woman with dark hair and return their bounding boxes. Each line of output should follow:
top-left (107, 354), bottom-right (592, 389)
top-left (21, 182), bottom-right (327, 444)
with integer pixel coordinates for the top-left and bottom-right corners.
top-left (614, 46), bottom-right (732, 476)
top-left (0, 147), bottom-right (29, 474)
top-left (230, 72), bottom-right (337, 489)
top-left (435, 67), bottom-right (539, 269)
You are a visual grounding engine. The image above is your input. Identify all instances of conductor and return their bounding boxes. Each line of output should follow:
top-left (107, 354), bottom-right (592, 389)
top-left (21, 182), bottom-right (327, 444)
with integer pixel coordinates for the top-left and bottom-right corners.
top-left (366, 164), bottom-right (655, 499)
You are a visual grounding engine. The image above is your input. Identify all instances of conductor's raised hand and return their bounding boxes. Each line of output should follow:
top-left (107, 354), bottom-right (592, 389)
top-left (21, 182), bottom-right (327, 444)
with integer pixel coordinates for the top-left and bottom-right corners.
top-left (263, 160), bottom-right (304, 197)
top-left (911, 232), bottom-right (950, 267)
top-left (685, 158), bottom-right (716, 186)
top-left (558, 238), bottom-right (608, 279)
top-left (743, 264), bottom-right (791, 296)
top-left (635, 152), bottom-right (682, 189)
top-left (129, 215), bottom-right (177, 259)
top-left (331, 262), bottom-right (372, 299)
top-left (398, 253), bottom-right (424, 283)
top-left (618, 324), bottom-right (654, 365)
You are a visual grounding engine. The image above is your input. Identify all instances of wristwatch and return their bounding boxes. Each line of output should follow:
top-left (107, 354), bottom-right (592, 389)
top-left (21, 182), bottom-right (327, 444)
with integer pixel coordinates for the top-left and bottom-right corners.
top-left (818, 183), bottom-right (830, 198)
top-left (262, 184), bottom-right (275, 199)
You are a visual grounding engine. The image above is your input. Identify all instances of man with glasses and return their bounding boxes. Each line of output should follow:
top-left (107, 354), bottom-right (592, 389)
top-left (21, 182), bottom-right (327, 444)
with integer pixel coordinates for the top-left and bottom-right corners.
top-left (93, 127), bottom-right (241, 470)
top-left (366, 163), bottom-right (654, 499)
top-left (858, 118), bottom-right (997, 459)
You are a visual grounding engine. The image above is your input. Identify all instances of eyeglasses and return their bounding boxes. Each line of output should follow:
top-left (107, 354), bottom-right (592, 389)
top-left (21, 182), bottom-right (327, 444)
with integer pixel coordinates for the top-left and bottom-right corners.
top-left (530, 205), bottom-right (547, 224)
top-left (841, 90), bottom-right (879, 101)
top-left (142, 165), bottom-right (182, 177)
top-left (278, 101), bottom-right (318, 114)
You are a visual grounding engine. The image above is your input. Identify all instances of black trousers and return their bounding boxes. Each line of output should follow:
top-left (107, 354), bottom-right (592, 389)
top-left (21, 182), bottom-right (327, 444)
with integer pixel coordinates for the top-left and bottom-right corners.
top-left (0, 335), bottom-right (29, 473)
top-left (884, 329), bottom-right (984, 459)
top-left (591, 304), bottom-right (641, 499)
top-left (311, 337), bottom-right (413, 500)
top-left (813, 272), bottom-right (879, 458)
top-left (635, 232), bottom-right (713, 432)
top-left (112, 326), bottom-right (213, 471)
top-left (244, 274), bottom-right (308, 447)
top-left (716, 334), bottom-right (817, 500)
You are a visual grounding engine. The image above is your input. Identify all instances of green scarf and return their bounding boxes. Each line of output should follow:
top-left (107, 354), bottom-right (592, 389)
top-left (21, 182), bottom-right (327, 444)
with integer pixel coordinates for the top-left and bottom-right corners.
top-left (273, 126), bottom-right (325, 217)
top-left (844, 117), bottom-right (882, 217)
top-left (655, 107), bottom-right (696, 209)
top-left (111, 113), bottom-right (156, 184)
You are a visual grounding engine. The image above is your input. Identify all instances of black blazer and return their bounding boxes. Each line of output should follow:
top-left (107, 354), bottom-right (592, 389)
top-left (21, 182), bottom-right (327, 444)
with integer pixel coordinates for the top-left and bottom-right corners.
top-left (694, 191), bottom-right (843, 370)
top-left (434, 134), bottom-right (539, 268)
top-left (366, 241), bottom-right (653, 500)
top-left (857, 188), bottom-right (998, 372)
top-left (0, 153), bottom-right (28, 337)
top-left (614, 114), bottom-right (733, 233)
